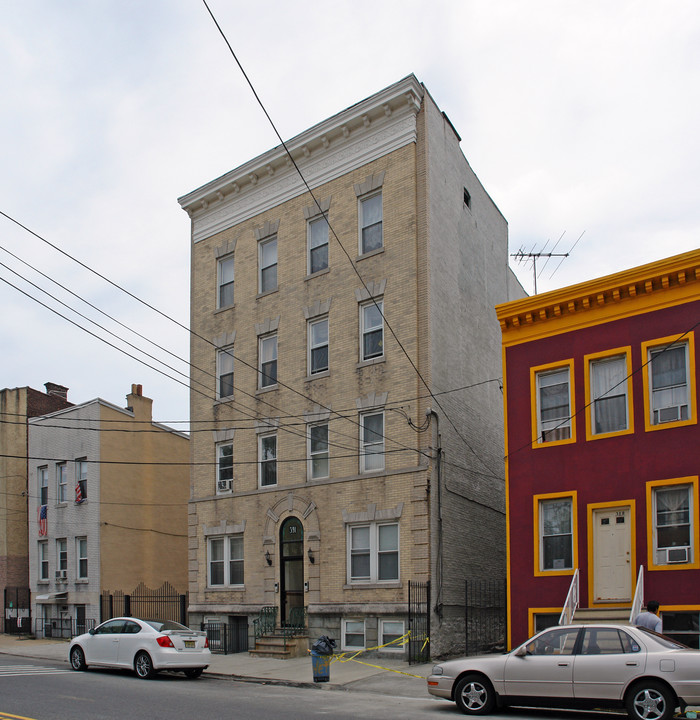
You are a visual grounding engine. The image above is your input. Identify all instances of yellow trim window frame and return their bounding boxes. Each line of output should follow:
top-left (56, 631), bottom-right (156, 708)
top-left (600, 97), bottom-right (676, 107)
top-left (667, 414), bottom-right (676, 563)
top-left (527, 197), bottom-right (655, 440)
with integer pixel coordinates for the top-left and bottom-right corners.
top-left (531, 359), bottom-right (576, 447)
top-left (646, 476), bottom-right (700, 571)
top-left (528, 607), bottom-right (564, 637)
top-left (584, 347), bottom-right (634, 440)
top-left (534, 491), bottom-right (578, 576)
top-left (641, 332), bottom-right (697, 432)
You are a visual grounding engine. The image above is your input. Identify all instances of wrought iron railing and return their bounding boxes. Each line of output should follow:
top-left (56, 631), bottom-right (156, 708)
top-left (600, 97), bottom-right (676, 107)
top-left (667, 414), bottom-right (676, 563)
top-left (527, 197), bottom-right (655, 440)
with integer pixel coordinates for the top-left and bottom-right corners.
top-left (34, 617), bottom-right (97, 638)
top-left (559, 568), bottom-right (579, 625)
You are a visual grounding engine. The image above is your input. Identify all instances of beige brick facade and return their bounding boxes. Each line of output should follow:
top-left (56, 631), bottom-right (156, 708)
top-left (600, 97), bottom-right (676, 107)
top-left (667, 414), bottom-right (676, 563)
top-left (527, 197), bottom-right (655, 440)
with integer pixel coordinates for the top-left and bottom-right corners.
top-left (181, 76), bottom-right (525, 657)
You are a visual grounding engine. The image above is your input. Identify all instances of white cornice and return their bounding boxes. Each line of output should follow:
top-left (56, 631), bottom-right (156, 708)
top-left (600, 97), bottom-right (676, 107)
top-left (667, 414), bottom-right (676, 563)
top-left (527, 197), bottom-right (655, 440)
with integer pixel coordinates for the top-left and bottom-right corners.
top-left (178, 75), bottom-right (424, 244)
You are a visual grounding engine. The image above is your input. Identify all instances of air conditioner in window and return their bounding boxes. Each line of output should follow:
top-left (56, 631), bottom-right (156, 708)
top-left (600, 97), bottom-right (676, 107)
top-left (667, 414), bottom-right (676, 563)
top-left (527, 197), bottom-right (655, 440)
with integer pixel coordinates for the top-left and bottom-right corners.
top-left (662, 546), bottom-right (690, 564)
top-left (655, 404), bottom-right (687, 424)
top-left (55, 570), bottom-right (67, 580)
top-left (217, 479), bottom-right (232, 493)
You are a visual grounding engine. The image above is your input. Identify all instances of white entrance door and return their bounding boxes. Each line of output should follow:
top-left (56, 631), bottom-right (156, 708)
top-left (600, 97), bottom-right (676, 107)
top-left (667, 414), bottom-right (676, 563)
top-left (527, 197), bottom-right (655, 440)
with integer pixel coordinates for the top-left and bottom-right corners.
top-left (592, 506), bottom-right (632, 603)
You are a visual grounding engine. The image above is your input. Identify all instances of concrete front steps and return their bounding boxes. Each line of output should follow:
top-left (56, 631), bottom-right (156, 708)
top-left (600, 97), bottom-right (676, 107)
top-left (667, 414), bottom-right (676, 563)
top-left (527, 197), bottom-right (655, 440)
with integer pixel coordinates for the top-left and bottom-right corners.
top-left (249, 634), bottom-right (309, 659)
top-left (572, 606), bottom-right (632, 625)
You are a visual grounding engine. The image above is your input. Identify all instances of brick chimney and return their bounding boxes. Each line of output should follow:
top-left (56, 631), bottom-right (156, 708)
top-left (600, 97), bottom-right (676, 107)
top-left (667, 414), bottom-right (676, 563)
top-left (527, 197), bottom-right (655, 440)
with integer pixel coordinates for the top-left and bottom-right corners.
top-left (126, 384), bottom-right (152, 421)
top-left (44, 382), bottom-right (69, 400)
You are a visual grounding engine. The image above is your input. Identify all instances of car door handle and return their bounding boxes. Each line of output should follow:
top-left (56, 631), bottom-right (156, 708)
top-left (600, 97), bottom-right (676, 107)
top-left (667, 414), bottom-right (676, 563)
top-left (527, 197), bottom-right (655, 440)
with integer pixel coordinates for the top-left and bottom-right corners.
top-left (626, 662), bottom-right (638, 666)
top-left (558, 663), bottom-right (569, 667)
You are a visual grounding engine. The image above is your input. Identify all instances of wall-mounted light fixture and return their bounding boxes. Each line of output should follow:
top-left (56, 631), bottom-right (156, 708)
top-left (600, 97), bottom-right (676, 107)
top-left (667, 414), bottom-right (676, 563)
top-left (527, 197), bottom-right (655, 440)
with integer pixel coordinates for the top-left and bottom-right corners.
top-left (265, 550), bottom-right (272, 566)
top-left (307, 547), bottom-right (315, 564)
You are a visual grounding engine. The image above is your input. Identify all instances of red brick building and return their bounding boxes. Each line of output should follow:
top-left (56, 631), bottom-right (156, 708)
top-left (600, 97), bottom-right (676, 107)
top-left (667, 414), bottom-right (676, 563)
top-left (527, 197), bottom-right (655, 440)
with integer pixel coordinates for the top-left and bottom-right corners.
top-left (497, 250), bottom-right (699, 648)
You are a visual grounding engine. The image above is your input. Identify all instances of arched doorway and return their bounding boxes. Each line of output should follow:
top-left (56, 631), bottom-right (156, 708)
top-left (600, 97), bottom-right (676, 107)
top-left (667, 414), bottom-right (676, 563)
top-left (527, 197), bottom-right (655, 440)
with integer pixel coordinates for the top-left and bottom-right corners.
top-left (280, 517), bottom-right (304, 625)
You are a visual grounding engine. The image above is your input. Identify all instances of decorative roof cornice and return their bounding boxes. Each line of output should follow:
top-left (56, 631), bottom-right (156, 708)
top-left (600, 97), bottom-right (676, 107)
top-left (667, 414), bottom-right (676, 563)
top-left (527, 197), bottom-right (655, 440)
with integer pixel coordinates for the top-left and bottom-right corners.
top-left (497, 249), bottom-right (700, 344)
top-left (177, 75), bottom-right (424, 243)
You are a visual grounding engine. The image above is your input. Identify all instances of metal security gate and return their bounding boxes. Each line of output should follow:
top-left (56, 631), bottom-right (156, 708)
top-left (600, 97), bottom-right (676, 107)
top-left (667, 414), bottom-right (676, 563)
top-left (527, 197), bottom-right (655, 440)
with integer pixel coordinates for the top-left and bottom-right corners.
top-left (465, 578), bottom-right (506, 655)
top-left (101, 582), bottom-right (188, 625)
top-left (408, 580), bottom-right (430, 664)
top-left (202, 617), bottom-right (249, 654)
top-left (4, 587), bottom-right (30, 634)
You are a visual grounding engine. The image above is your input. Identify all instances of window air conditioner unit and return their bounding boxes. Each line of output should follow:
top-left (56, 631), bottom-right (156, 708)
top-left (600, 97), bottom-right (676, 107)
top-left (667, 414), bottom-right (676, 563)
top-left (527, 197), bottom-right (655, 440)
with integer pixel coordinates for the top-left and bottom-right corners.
top-left (665, 546), bottom-right (690, 564)
top-left (217, 479), bottom-right (232, 492)
top-left (55, 570), bottom-right (67, 580)
top-left (655, 405), bottom-right (686, 424)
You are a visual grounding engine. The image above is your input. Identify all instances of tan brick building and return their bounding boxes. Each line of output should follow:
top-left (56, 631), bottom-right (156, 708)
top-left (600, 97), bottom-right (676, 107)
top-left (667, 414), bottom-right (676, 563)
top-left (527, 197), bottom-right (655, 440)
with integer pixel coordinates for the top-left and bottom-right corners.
top-left (27, 385), bottom-right (189, 636)
top-left (179, 76), bottom-right (525, 657)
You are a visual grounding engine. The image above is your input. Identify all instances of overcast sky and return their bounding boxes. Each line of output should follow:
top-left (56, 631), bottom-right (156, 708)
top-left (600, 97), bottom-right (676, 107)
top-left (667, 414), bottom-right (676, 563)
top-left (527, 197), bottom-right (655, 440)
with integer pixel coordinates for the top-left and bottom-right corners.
top-left (2, 0), bottom-right (698, 424)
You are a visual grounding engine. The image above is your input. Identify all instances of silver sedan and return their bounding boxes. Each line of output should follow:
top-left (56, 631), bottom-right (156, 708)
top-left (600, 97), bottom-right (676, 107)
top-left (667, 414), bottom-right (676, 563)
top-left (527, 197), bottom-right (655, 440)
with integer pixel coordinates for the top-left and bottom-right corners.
top-left (69, 617), bottom-right (210, 679)
top-left (428, 624), bottom-right (700, 720)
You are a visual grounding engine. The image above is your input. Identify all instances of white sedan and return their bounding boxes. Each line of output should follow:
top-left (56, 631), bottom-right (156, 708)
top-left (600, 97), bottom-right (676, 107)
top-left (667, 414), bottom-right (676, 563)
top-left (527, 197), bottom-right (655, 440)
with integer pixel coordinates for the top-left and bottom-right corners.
top-left (428, 624), bottom-right (700, 720)
top-left (69, 617), bottom-right (210, 679)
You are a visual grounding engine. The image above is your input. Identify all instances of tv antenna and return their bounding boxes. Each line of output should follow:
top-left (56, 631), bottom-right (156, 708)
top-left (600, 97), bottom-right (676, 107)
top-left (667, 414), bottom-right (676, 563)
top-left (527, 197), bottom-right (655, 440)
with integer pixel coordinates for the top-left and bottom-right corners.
top-left (511, 231), bottom-right (585, 294)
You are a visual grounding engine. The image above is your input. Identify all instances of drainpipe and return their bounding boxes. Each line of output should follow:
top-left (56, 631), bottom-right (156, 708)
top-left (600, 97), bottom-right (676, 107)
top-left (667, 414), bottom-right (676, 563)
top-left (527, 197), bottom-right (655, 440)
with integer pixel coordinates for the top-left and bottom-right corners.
top-left (427, 409), bottom-right (443, 622)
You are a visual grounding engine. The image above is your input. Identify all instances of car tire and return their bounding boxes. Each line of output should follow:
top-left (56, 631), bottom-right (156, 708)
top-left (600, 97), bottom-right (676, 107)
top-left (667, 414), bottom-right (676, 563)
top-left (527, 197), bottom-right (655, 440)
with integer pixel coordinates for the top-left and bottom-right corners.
top-left (626, 680), bottom-right (676, 720)
top-left (454, 673), bottom-right (497, 715)
top-left (69, 646), bottom-right (87, 671)
top-left (134, 651), bottom-right (156, 679)
top-left (184, 668), bottom-right (203, 679)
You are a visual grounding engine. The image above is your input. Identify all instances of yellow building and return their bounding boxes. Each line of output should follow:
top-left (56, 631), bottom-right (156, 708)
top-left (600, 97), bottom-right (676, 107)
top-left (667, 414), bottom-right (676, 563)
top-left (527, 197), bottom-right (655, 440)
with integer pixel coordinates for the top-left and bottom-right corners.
top-left (28, 385), bottom-right (189, 636)
top-left (179, 76), bottom-right (525, 657)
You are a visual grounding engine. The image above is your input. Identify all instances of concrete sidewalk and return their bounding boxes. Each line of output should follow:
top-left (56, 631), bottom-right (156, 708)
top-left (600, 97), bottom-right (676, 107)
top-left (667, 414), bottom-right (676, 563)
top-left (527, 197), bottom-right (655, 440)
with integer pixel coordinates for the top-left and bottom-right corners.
top-left (0, 634), bottom-right (433, 698)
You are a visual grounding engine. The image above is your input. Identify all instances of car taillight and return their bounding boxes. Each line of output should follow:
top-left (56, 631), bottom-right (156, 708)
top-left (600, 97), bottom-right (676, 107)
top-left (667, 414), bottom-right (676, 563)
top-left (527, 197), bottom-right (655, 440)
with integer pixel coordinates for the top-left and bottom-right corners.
top-left (157, 635), bottom-right (175, 648)
top-left (204, 637), bottom-right (209, 648)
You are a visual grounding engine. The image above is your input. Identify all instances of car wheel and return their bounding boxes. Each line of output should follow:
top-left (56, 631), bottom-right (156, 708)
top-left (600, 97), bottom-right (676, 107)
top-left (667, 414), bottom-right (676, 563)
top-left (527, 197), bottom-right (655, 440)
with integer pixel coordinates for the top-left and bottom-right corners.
top-left (134, 651), bottom-right (156, 679)
top-left (454, 673), bottom-right (496, 715)
top-left (184, 668), bottom-right (203, 679)
top-left (626, 680), bottom-right (676, 720)
top-left (69, 646), bottom-right (87, 671)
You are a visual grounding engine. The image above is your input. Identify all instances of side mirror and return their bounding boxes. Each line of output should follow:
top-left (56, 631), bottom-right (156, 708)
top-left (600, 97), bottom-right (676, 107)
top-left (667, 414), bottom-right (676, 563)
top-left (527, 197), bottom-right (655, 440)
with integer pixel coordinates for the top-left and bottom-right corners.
top-left (88, 628), bottom-right (95, 635)
top-left (514, 646), bottom-right (527, 657)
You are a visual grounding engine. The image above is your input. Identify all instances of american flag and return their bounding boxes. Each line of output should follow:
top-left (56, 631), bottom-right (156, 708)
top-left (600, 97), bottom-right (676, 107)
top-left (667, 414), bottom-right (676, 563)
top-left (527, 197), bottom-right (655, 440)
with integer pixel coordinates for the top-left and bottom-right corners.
top-left (75, 482), bottom-right (83, 504)
top-left (37, 505), bottom-right (48, 536)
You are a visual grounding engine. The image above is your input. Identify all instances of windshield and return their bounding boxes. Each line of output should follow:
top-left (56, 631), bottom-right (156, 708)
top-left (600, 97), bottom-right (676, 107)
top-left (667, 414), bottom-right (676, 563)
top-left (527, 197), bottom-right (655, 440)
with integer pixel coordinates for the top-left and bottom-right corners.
top-left (636, 627), bottom-right (689, 649)
top-left (144, 619), bottom-right (192, 632)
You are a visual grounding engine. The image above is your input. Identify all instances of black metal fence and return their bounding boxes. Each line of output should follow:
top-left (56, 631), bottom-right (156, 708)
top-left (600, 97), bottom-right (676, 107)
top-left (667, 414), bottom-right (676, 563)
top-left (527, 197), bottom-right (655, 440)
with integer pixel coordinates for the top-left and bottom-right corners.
top-left (3, 587), bottom-right (30, 634)
top-left (408, 580), bottom-right (430, 664)
top-left (202, 618), bottom-right (249, 654)
top-left (34, 617), bottom-right (97, 638)
top-left (465, 578), bottom-right (507, 656)
top-left (101, 582), bottom-right (187, 625)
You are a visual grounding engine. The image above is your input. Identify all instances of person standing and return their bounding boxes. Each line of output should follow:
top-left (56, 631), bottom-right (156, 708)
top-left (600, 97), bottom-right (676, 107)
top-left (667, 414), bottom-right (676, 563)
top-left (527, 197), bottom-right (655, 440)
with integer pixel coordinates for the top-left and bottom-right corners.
top-left (634, 600), bottom-right (662, 633)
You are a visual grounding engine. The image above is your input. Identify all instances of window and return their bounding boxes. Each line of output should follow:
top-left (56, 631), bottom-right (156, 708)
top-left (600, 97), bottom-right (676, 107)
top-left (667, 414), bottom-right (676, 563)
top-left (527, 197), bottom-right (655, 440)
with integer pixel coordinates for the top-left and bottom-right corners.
top-left (463, 187), bottom-right (472, 209)
top-left (533, 362), bottom-right (575, 444)
top-left (308, 216), bottom-right (329, 274)
top-left (642, 336), bottom-right (696, 429)
top-left (208, 535), bottom-right (244, 587)
top-left (524, 627), bottom-right (579, 656)
top-left (56, 538), bottom-right (67, 572)
top-left (348, 522), bottom-right (399, 583)
top-left (359, 192), bottom-right (382, 254)
top-left (39, 541), bottom-right (48, 581)
top-left (588, 353), bottom-right (630, 435)
top-left (360, 412), bottom-right (384, 472)
top-left (258, 433), bottom-right (277, 487)
top-left (217, 347), bottom-right (235, 399)
top-left (76, 459), bottom-right (87, 502)
top-left (581, 628), bottom-right (639, 655)
top-left (342, 619), bottom-right (365, 650)
top-left (663, 610), bottom-right (700, 649)
top-left (38, 466), bottom-right (48, 506)
top-left (259, 335), bottom-right (278, 388)
top-left (379, 620), bottom-right (405, 651)
top-left (56, 462), bottom-right (67, 503)
top-left (76, 537), bottom-right (88, 579)
top-left (259, 236), bottom-right (278, 293)
top-left (309, 318), bottom-right (329, 375)
top-left (308, 423), bottom-right (329, 480)
top-left (218, 255), bottom-right (235, 308)
top-left (360, 300), bottom-right (383, 361)
top-left (538, 496), bottom-right (574, 572)
top-left (216, 442), bottom-right (233, 494)
top-left (649, 479), bottom-right (697, 567)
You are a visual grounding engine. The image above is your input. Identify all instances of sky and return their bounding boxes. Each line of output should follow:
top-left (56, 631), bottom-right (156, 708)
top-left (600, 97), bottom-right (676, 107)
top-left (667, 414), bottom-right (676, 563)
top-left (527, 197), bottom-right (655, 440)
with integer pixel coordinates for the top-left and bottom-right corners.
top-left (2, 0), bottom-right (699, 425)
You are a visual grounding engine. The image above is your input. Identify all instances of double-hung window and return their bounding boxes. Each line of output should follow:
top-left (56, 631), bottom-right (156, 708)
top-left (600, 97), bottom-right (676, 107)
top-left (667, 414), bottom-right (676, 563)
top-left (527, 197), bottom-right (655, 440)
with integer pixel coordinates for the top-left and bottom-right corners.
top-left (342, 619), bottom-right (366, 650)
top-left (218, 255), bottom-right (235, 308)
top-left (56, 462), bottom-right (67, 503)
top-left (39, 541), bottom-right (48, 581)
top-left (533, 362), bottom-right (574, 444)
top-left (379, 620), bottom-right (405, 652)
top-left (217, 347), bottom-right (235, 399)
top-left (216, 442), bottom-right (233, 494)
top-left (643, 337), bottom-right (695, 428)
top-left (259, 335), bottom-right (278, 388)
top-left (208, 535), bottom-right (244, 587)
top-left (648, 479), bottom-right (698, 568)
top-left (359, 192), bottom-right (382, 254)
top-left (57, 538), bottom-right (67, 573)
top-left (360, 300), bottom-right (383, 361)
top-left (259, 236), bottom-right (278, 293)
top-left (76, 537), bottom-right (88, 579)
top-left (309, 318), bottom-right (329, 374)
top-left (308, 423), bottom-right (329, 480)
top-left (76, 458), bottom-right (87, 502)
top-left (39, 466), bottom-right (48, 506)
top-left (537, 495), bottom-right (575, 573)
top-left (258, 433), bottom-right (277, 487)
top-left (588, 353), bottom-right (630, 436)
top-left (360, 411), bottom-right (384, 472)
top-left (308, 216), bottom-right (329, 274)
top-left (348, 522), bottom-right (399, 583)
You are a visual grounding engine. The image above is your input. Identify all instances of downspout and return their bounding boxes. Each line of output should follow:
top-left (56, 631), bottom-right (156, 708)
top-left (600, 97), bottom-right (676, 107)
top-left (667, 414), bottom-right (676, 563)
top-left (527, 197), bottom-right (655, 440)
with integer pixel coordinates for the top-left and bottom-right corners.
top-left (427, 408), bottom-right (443, 621)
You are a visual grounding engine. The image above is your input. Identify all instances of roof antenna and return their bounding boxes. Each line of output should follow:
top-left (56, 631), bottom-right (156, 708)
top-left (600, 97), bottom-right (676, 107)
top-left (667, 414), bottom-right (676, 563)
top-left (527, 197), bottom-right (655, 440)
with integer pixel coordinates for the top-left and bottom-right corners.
top-left (510, 231), bottom-right (585, 294)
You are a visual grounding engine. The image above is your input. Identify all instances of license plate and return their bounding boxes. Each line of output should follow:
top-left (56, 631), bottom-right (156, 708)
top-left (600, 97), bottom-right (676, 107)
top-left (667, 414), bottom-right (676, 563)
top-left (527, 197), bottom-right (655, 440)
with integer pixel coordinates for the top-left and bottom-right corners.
top-left (184, 640), bottom-right (195, 648)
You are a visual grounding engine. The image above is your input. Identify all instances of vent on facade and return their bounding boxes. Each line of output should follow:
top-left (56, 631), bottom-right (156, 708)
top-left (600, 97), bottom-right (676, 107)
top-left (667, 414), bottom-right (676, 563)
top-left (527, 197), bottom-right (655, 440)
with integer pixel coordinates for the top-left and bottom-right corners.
top-left (217, 479), bottom-right (232, 493)
top-left (655, 405), bottom-right (687, 424)
top-left (664, 546), bottom-right (690, 564)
